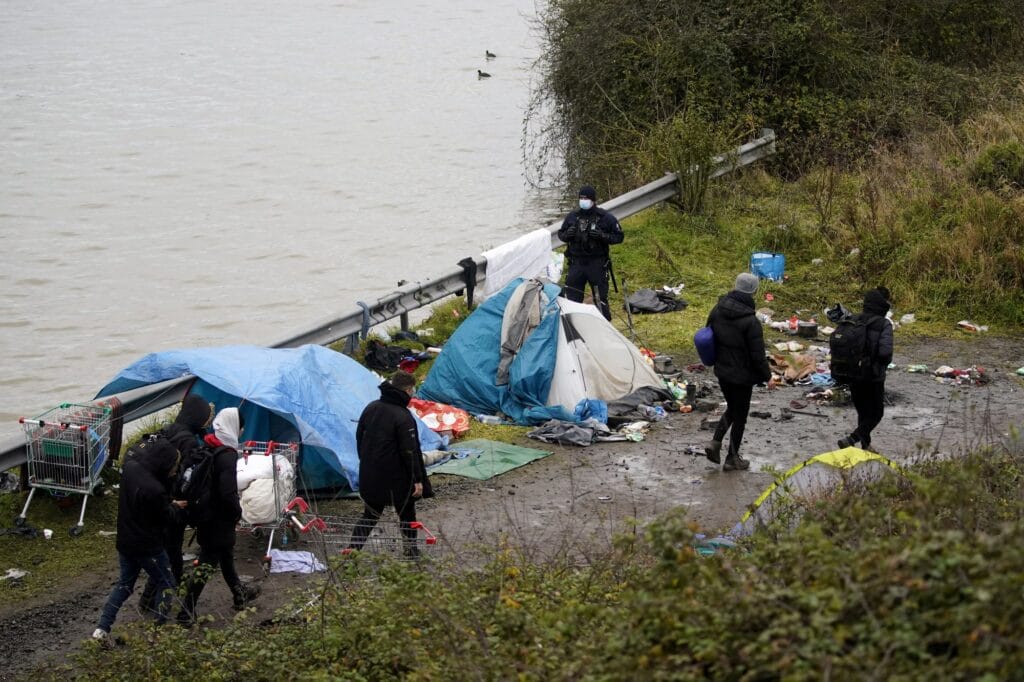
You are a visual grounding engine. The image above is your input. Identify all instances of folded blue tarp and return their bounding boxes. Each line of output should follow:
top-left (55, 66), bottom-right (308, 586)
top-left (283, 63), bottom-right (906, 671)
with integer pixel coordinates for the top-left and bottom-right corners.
top-left (95, 344), bottom-right (445, 492)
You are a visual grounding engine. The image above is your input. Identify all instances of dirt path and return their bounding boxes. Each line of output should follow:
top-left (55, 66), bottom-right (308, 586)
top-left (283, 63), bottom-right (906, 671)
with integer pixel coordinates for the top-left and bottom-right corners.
top-left (1, 335), bottom-right (1021, 680)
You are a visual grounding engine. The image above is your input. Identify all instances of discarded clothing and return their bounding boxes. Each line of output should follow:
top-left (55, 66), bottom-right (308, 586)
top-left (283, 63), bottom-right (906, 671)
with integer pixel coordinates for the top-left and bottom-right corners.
top-left (268, 549), bottom-right (326, 574)
top-left (527, 419), bottom-right (610, 446)
top-left (625, 288), bottom-right (688, 314)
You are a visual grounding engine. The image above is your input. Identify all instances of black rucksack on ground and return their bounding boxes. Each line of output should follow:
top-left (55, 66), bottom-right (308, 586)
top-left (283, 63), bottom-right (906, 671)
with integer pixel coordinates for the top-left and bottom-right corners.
top-left (829, 318), bottom-right (871, 382)
top-left (175, 446), bottom-right (216, 525)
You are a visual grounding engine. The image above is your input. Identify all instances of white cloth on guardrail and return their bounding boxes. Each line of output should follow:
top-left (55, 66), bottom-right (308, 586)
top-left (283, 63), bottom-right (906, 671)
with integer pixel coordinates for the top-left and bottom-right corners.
top-left (238, 454), bottom-right (295, 525)
top-left (481, 228), bottom-right (553, 299)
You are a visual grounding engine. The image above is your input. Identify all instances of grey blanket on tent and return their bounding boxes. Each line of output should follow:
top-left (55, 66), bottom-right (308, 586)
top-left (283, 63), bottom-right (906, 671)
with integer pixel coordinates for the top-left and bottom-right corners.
top-left (608, 386), bottom-right (673, 415)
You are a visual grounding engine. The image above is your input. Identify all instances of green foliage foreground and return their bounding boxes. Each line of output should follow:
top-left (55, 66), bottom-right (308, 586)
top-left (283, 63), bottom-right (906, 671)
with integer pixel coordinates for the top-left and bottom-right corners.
top-left (72, 444), bottom-right (1024, 680)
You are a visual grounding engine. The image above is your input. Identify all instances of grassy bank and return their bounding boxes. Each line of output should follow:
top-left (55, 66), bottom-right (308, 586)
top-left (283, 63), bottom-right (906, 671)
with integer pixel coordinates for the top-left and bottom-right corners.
top-left (581, 105), bottom-right (1024, 359)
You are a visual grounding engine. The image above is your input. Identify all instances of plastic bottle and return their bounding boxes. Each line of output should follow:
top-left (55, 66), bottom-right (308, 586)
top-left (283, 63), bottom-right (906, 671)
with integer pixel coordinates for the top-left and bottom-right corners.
top-left (475, 414), bottom-right (502, 425)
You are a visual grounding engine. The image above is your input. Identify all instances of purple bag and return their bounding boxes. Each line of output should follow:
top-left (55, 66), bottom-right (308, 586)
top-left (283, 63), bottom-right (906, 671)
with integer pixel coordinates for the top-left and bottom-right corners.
top-left (693, 326), bottom-right (716, 367)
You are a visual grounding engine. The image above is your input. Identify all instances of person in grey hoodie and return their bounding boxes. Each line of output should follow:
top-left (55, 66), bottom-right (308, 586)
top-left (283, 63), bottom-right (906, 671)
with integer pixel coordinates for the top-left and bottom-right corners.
top-left (705, 272), bottom-right (776, 471)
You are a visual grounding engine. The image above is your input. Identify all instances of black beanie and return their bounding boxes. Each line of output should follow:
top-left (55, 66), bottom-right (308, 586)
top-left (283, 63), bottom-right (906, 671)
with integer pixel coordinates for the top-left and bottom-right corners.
top-left (175, 394), bottom-right (214, 434)
top-left (863, 288), bottom-right (891, 316)
top-left (578, 185), bottom-right (597, 200)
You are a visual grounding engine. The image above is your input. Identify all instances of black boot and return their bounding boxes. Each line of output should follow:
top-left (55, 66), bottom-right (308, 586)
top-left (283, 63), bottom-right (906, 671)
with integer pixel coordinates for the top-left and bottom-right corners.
top-left (232, 582), bottom-right (261, 610)
top-left (705, 439), bottom-right (722, 464)
top-left (722, 447), bottom-right (750, 472)
top-left (837, 433), bottom-right (859, 449)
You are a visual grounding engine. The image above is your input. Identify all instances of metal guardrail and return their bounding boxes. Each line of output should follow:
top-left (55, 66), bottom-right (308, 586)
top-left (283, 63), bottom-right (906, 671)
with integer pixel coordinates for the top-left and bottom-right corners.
top-left (0, 129), bottom-right (775, 473)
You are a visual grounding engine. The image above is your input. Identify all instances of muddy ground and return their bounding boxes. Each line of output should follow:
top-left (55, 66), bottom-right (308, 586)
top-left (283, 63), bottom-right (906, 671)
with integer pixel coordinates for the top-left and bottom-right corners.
top-left (1, 335), bottom-right (1021, 680)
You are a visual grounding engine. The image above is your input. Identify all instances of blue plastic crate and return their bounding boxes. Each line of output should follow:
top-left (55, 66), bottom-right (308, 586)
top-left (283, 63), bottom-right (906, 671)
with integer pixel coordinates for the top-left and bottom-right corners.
top-left (750, 252), bottom-right (785, 281)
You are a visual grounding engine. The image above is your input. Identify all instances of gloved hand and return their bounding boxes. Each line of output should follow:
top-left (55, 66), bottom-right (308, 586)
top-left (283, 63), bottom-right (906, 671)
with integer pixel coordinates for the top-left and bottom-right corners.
top-left (563, 225), bottom-right (578, 239)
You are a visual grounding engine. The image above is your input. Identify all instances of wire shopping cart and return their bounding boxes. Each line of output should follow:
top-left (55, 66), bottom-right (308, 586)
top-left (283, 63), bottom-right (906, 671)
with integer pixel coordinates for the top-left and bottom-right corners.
top-left (17, 402), bottom-right (113, 536)
top-left (308, 513), bottom-right (439, 562)
top-left (236, 440), bottom-right (310, 570)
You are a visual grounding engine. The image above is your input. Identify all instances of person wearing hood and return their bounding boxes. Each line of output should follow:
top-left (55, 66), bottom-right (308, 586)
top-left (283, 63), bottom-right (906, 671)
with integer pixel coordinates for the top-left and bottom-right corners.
top-left (93, 435), bottom-right (185, 640)
top-left (557, 185), bottom-right (624, 320)
top-left (837, 287), bottom-right (894, 452)
top-left (705, 272), bottom-right (776, 471)
top-left (347, 370), bottom-right (434, 558)
top-left (178, 407), bottom-right (260, 625)
top-left (139, 395), bottom-right (214, 612)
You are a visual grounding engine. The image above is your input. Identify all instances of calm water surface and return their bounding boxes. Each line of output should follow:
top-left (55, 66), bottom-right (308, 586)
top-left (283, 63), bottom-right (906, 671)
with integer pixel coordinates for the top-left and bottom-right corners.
top-left (0, 0), bottom-right (563, 439)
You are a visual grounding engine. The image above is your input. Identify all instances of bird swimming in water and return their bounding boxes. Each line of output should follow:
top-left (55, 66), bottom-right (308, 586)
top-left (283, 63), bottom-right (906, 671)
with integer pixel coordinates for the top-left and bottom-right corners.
top-left (485, 50), bottom-right (496, 59)
top-left (477, 69), bottom-right (491, 79)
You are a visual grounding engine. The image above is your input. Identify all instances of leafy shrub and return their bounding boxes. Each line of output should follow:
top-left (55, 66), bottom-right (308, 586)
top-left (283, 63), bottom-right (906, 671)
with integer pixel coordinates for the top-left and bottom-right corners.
top-left (970, 141), bottom-right (1024, 191)
top-left (68, 443), bottom-right (1024, 679)
top-left (529, 0), bottom-right (1024, 190)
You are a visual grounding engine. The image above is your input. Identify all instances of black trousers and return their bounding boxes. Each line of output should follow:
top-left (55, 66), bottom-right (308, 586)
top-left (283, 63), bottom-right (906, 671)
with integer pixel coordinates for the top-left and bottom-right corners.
top-left (564, 257), bottom-right (611, 320)
top-left (140, 519), bottom-right (186, 610)
top-left (347, 494), bottom-right (419, 557)
top-left (180, 544), bottom-right (242, 617)
top-left (713, 381), bottom-right (753, 457)
top-left (849, 380), bottom-right (886, 447)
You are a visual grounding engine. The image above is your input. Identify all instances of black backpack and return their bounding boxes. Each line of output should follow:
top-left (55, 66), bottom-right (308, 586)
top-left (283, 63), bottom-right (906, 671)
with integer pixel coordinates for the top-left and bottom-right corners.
top-left (829, 318), bottom-right (871, 382)
top-left (175, 446), bottom-right (216, 525)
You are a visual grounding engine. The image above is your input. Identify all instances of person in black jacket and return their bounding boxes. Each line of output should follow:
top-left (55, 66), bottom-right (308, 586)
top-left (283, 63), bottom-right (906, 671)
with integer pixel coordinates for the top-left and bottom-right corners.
top-left (837, 287), bottom-right (894, 452)
top-left (93, 435), bottom-right (186, 640)
top-left (705, 272), bottom-right (776, 471)
top-left (557, 185), bottom-right (624, 320)
top-left (139, 395), bottom-right (214, 612)
top-left (178, 407), bottom-right (259, 625)
top-left (347, 370), bottom-right (433, 558)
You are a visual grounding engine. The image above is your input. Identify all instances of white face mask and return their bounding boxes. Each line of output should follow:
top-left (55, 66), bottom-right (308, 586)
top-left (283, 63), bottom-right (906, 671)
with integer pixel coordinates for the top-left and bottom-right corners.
top-left (579, 198), bottom-right (594, 211)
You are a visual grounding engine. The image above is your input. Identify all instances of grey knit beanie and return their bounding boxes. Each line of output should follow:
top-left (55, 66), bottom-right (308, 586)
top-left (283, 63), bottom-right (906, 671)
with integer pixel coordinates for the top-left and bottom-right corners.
top-left (734, 272), bottom-right (759, 294)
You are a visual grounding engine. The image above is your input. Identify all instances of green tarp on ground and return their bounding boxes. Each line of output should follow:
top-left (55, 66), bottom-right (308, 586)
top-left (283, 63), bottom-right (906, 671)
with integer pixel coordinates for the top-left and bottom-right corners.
top-left (427, 439), bottom-right (553, 480)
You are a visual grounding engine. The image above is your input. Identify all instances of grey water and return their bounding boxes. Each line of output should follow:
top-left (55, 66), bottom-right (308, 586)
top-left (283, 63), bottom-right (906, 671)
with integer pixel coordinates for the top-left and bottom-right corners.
top-left (0, 0), bottom-right (564, 440)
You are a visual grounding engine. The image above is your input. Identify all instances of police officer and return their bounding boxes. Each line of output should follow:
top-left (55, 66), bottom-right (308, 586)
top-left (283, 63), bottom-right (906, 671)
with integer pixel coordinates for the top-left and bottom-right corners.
top-left (557, 185), bottom-right (624, 320)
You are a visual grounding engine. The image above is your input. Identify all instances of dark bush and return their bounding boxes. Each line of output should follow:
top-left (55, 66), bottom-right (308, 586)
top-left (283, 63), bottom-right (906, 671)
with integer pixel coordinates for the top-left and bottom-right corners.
top-left (529, 0), bottom-right (1024, 190)
top-left (970, 141), bottom-right (1024, 191)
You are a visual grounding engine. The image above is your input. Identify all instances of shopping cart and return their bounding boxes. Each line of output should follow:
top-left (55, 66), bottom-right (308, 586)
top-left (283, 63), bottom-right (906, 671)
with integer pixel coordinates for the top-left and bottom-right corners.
top-left (17, 402), bottom-right (113, 536)
top-left (308, 513), bottom-right (438, 562)
top-left (236, 440), bottom-right (309, 570)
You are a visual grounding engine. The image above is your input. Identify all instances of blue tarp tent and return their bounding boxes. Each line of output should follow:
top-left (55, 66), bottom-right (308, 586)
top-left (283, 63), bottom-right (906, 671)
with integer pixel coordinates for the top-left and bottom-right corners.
top-left (418, 278), bottom-right (664, 425)
top-left (95, 344), bottom-right (445, 492)
top-left (419, 280), bottom-right (574, 425)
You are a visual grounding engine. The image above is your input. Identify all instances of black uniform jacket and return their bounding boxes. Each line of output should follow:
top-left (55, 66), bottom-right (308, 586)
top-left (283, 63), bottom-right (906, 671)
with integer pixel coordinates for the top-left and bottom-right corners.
top-left (557, 207), bottom-right (624, 260)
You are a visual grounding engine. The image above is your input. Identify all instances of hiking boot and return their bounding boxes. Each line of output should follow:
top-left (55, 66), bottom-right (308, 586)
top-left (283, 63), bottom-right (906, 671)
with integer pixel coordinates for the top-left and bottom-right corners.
top-left (705, 439), bottom-right (722, 465)
top-left (722, 454), bottom-right (750, 471)
top-left (837, 434), bottom-right (858, 449)
top-left (232, 582), bottom-right (261, 610)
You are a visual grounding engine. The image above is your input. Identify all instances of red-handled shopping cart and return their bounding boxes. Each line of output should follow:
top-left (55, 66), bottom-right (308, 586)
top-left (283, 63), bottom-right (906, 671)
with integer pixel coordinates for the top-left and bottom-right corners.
top-left (307, 513), bottom-right (439, 562)
top-left (236, 440), bottom-right (313, 571)
top-left (16, 402), bottom-right (113, 536)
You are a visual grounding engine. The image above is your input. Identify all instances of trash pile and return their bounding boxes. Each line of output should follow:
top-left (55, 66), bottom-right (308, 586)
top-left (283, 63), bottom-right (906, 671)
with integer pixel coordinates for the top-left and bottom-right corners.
top-left (932, 365), bottom-right (989, 386)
